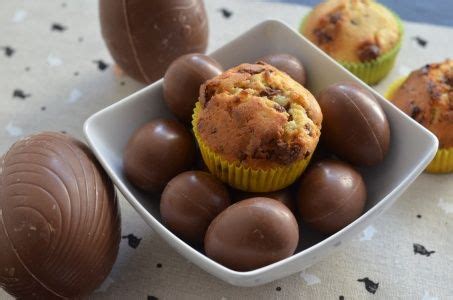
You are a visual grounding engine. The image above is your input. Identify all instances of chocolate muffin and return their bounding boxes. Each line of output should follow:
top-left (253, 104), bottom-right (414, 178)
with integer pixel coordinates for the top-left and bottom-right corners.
top-left (197, 62), bottom-right (322, 169)
top-left (391, 60), bottom-right (453, 149)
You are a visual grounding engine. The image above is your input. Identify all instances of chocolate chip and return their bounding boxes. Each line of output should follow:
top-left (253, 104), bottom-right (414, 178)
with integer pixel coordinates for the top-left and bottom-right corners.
top-left (210, 128), bottom-right (218, 134)
top-left (304, 123), bottom-right (313, 136)
top-left (201, 84), bottom-right (217, 106)
top-left (304, 151), bottom-right (311, 159)
top-left (93, 59), bottom-right (109, 71)
top-left (260, 88), bottom-right (281, 98)
top-left (314, 28), bottom-right (333, 44)
top-left (410, 105), bottom-right (421, 119)
top-left (238, 65), bottom-right (264, 75)
top-left (122, 234), bottom-right (142, 249)
top-left (148, 296), bottom-right (158, 300)
top-left (276, 287), bottom-right (282, 291)
top-left (358, 43), bottom-right (380, 62)
top-left (156, 263), bottom-right (162, 268)
top-left (421, 64), bottom-right (430, 75)
top-left (1, 46), bottom-right (15, 57)
top-left (350, 19), bottom-right (358, 25)
top-left (329, 12), bottom-right (342, 24)
top-left (416, 214), bottom-right (422, 218)
top-left (273, 103), bottom-right (286, 112)
top-left (238, 152), bottom-right (247, 161)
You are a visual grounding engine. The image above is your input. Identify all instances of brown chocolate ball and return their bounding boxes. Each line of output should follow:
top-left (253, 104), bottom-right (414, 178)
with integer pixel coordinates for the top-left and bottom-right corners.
top-left (0, 132), bottom-right (120, 299)
top-left (205, 197), bottom-right (299, 271)
top-left (317, 83), bottom-right (390, 166)
top-left (232, 188), bottom-right (296, 214)
top-left (259, 53), bottom-right (306, 85)
top-left (123, 119), bottom-right (195, 192)
top-left (99, 0), bottom-right (209, 84)
top-left (160, 171), bottom-right (230, 244)
top-left (164, 54), bottom-right (223, 123)
top-left (297, 159), bottom-right (366, 234)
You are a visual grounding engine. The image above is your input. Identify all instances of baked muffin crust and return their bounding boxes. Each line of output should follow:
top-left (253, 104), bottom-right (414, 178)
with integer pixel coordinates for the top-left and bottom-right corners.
top-left (303, 0), bottom-right (400, 63)
top-left (391, 60), bottom-right (453, 148)
top-left (196, 63), bottom-right (322, 169)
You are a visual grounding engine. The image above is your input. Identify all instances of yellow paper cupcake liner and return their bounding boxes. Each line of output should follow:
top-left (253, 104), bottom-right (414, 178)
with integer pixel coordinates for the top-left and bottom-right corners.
top-left (299, 6), bottom-right (404, 85)
top-left (192, 102), bottom-right (313, 192)
top-left (385, 77), bottom-right (453, 173)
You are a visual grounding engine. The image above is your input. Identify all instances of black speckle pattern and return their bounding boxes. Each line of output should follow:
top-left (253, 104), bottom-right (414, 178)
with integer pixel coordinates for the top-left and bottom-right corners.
top-left (60, 130), bottom-right (67, 134)
top-left (148, 296), bottom-right (158, 300)
top-left (276, 287), bottom-right (281, 291)
top-left (25, 66), bottom-right (31, 72)
top-left (413, 36), bottom-right (428, 47)
top-left (78, 36), bottom-right (84, 42)
top-left (41, 106), bottom-right (46, 111)
top-left (12, 89), bottom-right (31, 99)
top-left (339, 296), bottom-right (345, 300)
top-left (358, 278), bottom-right (379, 294)
top-left (156, 263), bottom-right (162, 268)
top-left (61, 3), bottom-right (67, 8)
top-left (2, 46), bottom-right (15, 57)
top-left (413, 243), bottom-right (435, 256)
top-left (74, 71), bottom-right (79, 76)
top-left (219, 8), bottom-right (233, 18)
top-left (417, 214), bottom-right (422, 219)
top-left (94, 59), bottom-right (109, 71)
top-left (51, 23), bottom-right (67, 32)
top-left (122, 234), bottom-right (142, 249)
top-left (120, 81), bottom-right (126, 86)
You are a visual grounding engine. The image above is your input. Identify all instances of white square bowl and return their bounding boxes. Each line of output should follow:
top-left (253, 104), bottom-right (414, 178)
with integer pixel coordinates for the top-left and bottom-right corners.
top-left (84, 20), bottom-right (438, 287)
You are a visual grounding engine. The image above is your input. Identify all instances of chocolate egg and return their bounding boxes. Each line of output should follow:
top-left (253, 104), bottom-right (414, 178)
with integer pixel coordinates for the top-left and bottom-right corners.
top-left (160, 171), bottom-right (230, 244)
top-left (205, 197), bottom-right (299, 271)
top-left (297, 159), bottom-right (366, 234)
top-left (100, 0), bottom-right (209, 83)
top-left (232, 188), bottom-right (296, 214)
top-left (0, 132), bottom-right (120, 299)
top-left (259, 53), bottom-right (306, 85)
top-left (317, 83), bottom-right (390, 166)
top-left (124, 119), bottom-right (196, 192)
top-left (164, 54), bottom-right (223, 123)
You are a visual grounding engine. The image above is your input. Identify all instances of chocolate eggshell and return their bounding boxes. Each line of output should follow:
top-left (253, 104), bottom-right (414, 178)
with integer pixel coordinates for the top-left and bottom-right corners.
top-left (317, 83), bottom-right (390, 166)
top-left (297, 159), bottom-right (366, 234)
top-left (259, 53), bottom-right (306, 85)
top-left (160, 171), bottom-right (230, 244)
top-left (205, 197), bottom-right (299, 271)
top-left (232, 188), bottom-right (296, 214)
top-left (124, 119), bottom-right (196, 192)
top-left (100, 0), bottom-right (209, 84)
top-left (164, 54), bottom-right (223, 123)
top-left (0, 132), bottom-right (120, 299)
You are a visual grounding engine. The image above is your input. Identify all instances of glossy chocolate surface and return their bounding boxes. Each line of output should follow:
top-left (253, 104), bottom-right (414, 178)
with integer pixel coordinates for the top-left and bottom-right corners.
top-left (205, 197), bottom-right (299, 271)
top-left (232, 188), bottom-right (296, 214)
top-left (317, 83), bottom-right (390, 166)
top-left (297, 159), bottom-right (366, 234)
top-left (160, 171), bottom-right (230, 244)
top-left (100, 0), bottom-right (209, 83)
top-left (164, 54), bottom-right (223, 123)
top-left (124, 119), bottom-right (196, 192)
top-left (259, 53), bottom-right (306, 85)
top-left (0, 132), bottom-right (120, 299)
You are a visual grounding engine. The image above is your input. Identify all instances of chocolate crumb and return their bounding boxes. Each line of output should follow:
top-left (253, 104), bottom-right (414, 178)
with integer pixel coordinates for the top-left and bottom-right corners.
top-left (357, 277), bottom-right (379, 294)
top-left (416, 214), bottom-right (422, 218)
top-left (314, 28), bottom-right (333, 44)
top-left (51, 23), bottom-right (67, 32)
top-left (156, 263), bottom-right (162, 268)
top-left (1, 46), bottom-right (15, 57)
top-left (148, 296), bottom-right (158, 300)
top-left (413, 243), bottom-right (435, 256)
top-left (122, 234), bottom-right (142, 249)
top-left (260, 87), bottom-right (281, 98)
top-left (93, 60), bottom-right (109, 71)
top-left (413, 36), bottom-right (428, 47)
top-left (12, 89), bottom-right (31, 99)
top-left (339, 297), bottom-right (345, 300)
top-left (219, 8), bottom-right (233, 19)
top-left (350, 19), bottom-right (358, 25)
top-left (276, 287), bottom-right (282, 291)
top-left (273, 103), bottom-right (286, 113)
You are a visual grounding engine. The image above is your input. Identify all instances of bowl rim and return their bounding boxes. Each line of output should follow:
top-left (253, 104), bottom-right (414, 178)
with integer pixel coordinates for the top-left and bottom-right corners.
top-left (84, 19), bottom-right (439, 280)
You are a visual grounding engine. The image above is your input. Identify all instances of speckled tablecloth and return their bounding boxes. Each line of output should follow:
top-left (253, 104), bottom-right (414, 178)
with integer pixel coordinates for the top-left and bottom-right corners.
top-left (1, 1), bottom-right (452, 299)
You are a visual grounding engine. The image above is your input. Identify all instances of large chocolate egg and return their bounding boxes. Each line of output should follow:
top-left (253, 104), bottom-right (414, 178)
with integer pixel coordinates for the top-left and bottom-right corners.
top-left (0, 132), bottom-right (120, 299)
top-left (317, 83), bottom-right (390, 166)
top-left (123, 119), bottom-right (196, 192)
top-left (297, 159), bottom-right (366, 234)
top-left (100, 0), bottom-right (209, 84)
top-left (160, 171), bottom-right (230, 244)
top-left (205, 197), bottom-right (299, 271)
top-left (164, 54), bottom-right (223, 123)
top-left (259, 53), bottom-right (306, 85)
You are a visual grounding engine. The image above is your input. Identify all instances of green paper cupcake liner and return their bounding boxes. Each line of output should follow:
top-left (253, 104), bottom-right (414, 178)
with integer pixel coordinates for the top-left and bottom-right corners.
top-left (299, 5), bottom-right (404, 85)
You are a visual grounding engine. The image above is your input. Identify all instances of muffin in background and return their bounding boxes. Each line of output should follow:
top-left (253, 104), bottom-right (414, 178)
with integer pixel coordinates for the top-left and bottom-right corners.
top-left (387, 59), bottom-right (453, 173)
top-left (192, 62), bottom-right (322, 192)
top-left (301, 0), bottom-right (403, 84)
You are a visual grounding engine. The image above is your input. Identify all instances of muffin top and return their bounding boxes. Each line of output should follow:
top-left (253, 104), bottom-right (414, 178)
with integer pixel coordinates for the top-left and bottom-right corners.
top-left (302, 0), bottom-right (400, 63)
top-left (196, 62), bottom-right (322, 169)
top-left (391, 59), bottom-right (453, 148)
